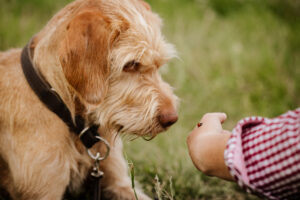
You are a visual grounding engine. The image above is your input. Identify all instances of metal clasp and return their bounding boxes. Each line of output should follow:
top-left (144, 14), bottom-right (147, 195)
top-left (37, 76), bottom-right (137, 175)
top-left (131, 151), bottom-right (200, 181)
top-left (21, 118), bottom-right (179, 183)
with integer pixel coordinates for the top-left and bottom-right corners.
top-left (87, 136), bottom-right (111, 178)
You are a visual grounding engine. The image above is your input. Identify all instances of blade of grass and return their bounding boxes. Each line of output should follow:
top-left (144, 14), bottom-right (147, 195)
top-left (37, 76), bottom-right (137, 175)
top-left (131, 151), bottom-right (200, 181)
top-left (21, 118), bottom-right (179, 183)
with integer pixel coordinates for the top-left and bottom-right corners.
top-left (129, 162), bottom-right (139, 200)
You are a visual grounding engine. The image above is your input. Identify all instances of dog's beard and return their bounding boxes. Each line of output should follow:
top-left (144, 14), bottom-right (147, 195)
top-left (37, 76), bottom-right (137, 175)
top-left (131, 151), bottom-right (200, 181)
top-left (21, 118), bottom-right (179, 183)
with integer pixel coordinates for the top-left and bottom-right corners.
top-left (118, 122), bottom-right (162, 141)
top-left (121, 133), bottom-right (156, 142)
top-left (106, 116), bottom-right (165, 142)
top-left (94, 100), bottom-right (163, 139)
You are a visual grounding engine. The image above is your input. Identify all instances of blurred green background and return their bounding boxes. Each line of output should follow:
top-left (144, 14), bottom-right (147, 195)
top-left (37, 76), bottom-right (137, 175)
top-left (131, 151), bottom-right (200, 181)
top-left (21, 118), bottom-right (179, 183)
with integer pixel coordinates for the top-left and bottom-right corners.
top-left (0, 0), bottom-right (299, 199)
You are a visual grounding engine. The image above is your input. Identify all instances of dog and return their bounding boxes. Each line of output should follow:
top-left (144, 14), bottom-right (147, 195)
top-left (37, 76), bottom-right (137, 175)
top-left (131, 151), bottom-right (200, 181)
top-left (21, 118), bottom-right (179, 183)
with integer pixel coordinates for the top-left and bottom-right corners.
top-left (0, 0), bottom-right (178, 199)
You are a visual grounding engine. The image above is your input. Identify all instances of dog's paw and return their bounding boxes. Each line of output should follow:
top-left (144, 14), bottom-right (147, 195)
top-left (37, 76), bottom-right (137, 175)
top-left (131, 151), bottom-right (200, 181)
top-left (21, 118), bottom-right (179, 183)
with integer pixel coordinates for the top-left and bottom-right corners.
top-left (102, 186), bottom-right (151, 200)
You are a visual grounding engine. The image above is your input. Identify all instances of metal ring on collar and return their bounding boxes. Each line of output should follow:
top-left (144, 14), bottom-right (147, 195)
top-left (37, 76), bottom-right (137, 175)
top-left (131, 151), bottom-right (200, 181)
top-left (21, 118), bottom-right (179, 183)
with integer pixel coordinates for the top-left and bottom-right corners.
top-left (87, 136), bottom-right (111, 161)
top-left (79, 126), bottom-right (90, 138)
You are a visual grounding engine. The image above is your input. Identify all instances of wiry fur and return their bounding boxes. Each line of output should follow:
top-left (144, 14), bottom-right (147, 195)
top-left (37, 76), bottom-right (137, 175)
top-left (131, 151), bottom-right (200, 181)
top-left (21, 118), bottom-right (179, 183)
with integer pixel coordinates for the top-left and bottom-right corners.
top-left (0, 0), bottom-right (178, 199)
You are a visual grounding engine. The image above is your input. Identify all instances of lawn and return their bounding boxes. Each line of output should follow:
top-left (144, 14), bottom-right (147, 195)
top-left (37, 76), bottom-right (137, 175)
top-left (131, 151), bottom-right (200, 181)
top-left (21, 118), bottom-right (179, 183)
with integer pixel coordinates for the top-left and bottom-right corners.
top-left (0, 0), bottom-right (299, 199)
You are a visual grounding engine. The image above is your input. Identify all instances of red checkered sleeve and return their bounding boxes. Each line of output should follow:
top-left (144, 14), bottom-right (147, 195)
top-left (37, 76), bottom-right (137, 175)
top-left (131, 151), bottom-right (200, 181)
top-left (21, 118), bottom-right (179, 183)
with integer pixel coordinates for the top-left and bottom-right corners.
top-left (224, 108), bottom-right (300, 200)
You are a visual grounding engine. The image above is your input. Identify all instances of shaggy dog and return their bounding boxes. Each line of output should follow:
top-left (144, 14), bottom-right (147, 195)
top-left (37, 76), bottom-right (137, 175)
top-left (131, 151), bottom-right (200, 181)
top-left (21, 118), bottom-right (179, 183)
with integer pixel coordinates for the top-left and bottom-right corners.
top-left (0, 0), bottom-right (178, 199)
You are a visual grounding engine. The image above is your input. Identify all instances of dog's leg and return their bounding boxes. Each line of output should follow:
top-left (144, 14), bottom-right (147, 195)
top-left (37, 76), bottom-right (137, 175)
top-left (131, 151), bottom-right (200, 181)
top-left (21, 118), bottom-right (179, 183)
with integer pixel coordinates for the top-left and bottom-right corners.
top-left (1, 133), bottom-right (71, 200)
top-left (7, 157), bottom-right (70, 200)
top-left (98, 133), bottom-right (151, 200)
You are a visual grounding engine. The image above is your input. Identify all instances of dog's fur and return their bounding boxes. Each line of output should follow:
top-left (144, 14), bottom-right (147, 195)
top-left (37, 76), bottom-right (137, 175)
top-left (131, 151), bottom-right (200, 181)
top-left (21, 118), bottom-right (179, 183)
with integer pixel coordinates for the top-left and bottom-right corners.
top-left (0, 0), bottom-right (178, 199)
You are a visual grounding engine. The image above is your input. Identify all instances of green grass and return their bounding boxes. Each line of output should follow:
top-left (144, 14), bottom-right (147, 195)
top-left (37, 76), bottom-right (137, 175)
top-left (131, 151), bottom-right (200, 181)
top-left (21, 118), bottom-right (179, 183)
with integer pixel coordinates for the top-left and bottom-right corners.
top-left (1, 0), bottom-right (299, 199)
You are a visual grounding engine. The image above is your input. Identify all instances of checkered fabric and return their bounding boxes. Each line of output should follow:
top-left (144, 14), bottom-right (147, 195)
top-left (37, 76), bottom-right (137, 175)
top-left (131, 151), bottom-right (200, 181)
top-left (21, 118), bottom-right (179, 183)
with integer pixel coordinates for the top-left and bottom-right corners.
top-left (224, 108), bottom-right (300, 200)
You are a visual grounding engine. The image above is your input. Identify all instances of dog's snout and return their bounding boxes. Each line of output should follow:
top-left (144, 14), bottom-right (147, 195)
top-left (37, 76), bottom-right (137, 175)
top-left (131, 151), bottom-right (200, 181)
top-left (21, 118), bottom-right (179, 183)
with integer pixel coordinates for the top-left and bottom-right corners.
top-left (158, 110), bottom-right (178, 128)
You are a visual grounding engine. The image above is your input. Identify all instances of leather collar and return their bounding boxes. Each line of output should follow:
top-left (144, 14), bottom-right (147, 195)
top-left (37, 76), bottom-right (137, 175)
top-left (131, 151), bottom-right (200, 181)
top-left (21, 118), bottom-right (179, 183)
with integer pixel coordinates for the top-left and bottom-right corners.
top-left (21, 43), bottom-right (100, 149)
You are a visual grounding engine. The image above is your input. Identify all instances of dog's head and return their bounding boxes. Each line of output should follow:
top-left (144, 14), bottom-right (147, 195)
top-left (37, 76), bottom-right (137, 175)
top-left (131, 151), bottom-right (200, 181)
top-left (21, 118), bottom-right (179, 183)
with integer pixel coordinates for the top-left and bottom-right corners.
top-left (32, 0), bottom-right (178, 137)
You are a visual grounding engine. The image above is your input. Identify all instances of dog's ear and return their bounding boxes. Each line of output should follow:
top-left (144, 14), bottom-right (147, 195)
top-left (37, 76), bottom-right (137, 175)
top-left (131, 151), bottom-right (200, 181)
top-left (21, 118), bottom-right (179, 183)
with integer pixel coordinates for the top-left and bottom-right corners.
top-left (59, 10), bottom-right (112, 104)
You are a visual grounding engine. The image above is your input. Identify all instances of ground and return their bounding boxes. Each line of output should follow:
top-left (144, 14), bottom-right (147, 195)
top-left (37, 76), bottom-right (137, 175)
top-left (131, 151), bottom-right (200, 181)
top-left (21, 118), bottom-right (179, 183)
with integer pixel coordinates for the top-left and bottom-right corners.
top-left (0, 0), bottom-right (299, 199)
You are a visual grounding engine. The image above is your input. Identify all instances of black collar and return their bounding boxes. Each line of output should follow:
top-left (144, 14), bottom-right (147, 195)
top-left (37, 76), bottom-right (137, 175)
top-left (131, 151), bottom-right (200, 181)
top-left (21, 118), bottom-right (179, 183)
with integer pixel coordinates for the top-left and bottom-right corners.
top-left (21, 43), bottom-right (100, 149)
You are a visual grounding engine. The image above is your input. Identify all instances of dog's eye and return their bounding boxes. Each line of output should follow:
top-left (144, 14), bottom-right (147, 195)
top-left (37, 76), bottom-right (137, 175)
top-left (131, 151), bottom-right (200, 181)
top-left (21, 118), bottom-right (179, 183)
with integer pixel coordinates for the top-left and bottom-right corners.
top-left (123, 60), bottom-right (140, 72)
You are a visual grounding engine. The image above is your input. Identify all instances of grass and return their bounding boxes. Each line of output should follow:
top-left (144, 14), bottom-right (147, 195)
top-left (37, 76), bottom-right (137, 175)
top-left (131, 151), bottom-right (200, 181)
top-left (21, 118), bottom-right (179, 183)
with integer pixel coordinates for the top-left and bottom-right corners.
top-left (0, 0), bottom-right (299, 199)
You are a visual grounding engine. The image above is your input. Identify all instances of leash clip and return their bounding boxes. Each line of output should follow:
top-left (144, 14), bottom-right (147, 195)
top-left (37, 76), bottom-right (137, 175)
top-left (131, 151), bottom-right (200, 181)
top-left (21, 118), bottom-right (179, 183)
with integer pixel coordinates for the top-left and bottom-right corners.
top-left (91, 159), bottom-right (104, 178)
top-left (87, 136), bottom-right (110, 178)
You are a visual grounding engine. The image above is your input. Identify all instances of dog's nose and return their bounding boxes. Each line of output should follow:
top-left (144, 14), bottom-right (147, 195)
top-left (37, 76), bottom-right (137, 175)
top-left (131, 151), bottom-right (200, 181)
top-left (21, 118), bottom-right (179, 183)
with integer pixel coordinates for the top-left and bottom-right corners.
top-left (158, 110), bottom-right (178, 128)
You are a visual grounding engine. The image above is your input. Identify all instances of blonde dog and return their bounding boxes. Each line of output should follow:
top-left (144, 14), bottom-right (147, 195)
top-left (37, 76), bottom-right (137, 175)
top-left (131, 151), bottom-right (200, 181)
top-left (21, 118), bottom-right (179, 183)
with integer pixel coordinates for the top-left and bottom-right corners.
top-left (0, 0), bottom-right (178, 199)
